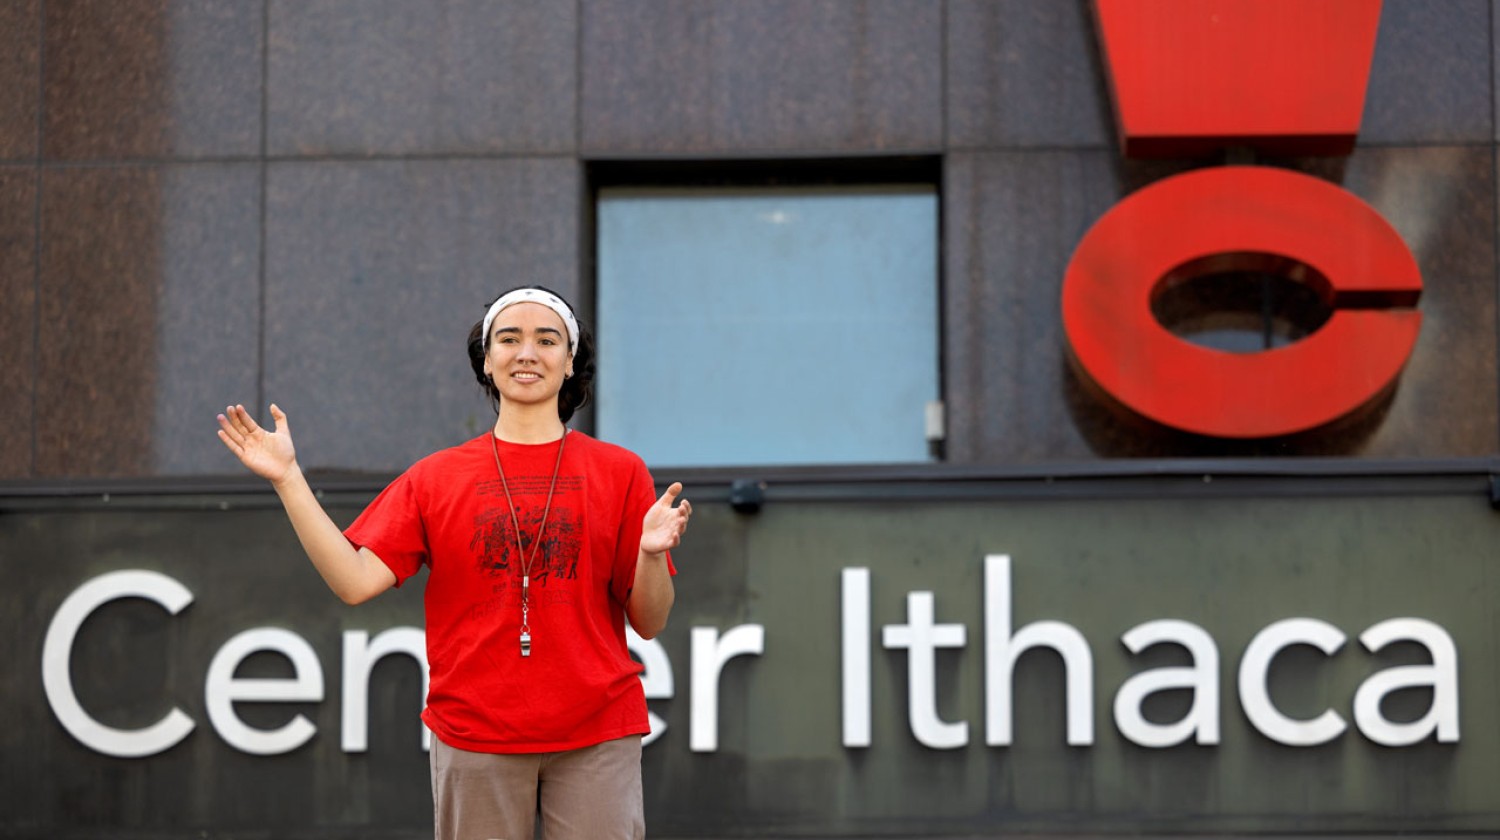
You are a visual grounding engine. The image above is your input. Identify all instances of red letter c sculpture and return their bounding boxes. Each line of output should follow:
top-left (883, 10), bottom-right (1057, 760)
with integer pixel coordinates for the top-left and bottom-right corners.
top-left (1062, 165), bottom-right (1422, 438)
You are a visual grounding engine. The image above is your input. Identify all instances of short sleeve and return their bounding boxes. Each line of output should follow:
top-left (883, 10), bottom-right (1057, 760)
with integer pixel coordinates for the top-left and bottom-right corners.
top-left (343, 472), bottom-right (429, 586)
top-left (610, 457), bottom-right (676, 605)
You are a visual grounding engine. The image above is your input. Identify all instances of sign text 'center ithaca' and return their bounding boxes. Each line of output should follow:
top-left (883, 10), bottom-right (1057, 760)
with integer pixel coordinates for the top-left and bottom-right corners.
top-left (43, 555), bottom-right (1458, 759)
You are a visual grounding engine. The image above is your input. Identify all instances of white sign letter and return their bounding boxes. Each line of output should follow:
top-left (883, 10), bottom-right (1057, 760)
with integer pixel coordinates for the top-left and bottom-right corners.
top-left (1238, 617), bottom-right (1346, 746)
top-left (1114, 619), bottom-right (1220, 747)
top-left (984, 555), bottom-right (1094, 746)
top-left (882, 591), bottom-right (968, 749)
top-left (628, 626), bottom-right (674, 746)
top-left (1353, 618), bottom-right (1460, 746)
top-left (842, 567), bottom-right (872, 748)
top-left (876, 591), bottom-right (972, 747)
top-left (690, 624), bottom-right (764, 752)
top-left (341, 628), bottom-right (428, 753)
top-left (206, 628), bottom-right (325, 755)
top-left (42, 570), bottom-right (196, 758)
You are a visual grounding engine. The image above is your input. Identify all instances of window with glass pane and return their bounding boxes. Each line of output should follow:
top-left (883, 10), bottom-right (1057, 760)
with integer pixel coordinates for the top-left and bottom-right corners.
top-left (596, 185), bottom-right (939, 467)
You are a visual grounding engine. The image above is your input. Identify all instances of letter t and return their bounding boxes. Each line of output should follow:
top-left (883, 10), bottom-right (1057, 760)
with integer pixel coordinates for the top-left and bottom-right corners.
top-left (882, 591), bottom-right (969, 749)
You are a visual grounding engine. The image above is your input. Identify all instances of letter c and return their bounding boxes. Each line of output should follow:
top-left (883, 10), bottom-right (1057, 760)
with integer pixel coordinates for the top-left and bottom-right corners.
top-left (1238, 617), bottom-right (1347, 746)
top-left (42, 570), bottom-right (196, 757)
top-left (1063, 165), bottom-right (1422, 438)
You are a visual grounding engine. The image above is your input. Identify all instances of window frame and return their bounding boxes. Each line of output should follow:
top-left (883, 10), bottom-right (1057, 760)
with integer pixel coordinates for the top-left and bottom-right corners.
top-left (584, 157), bottom-right (947, 471)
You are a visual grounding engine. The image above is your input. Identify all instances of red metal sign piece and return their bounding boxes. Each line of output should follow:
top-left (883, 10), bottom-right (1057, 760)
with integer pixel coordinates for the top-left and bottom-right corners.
top-left (1062, 166), bottom-right (1421, 439)
top-left (1093, 0), bottom-right (1383, 157)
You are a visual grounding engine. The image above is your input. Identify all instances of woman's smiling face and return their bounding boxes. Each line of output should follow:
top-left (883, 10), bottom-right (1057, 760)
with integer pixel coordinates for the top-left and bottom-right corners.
top-left (484, 302), bottom-right (575, 410)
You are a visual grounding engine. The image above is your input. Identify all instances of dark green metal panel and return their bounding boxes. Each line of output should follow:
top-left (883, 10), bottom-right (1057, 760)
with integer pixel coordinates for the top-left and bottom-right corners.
top-left (3, 484), bottom-right (1497, 838)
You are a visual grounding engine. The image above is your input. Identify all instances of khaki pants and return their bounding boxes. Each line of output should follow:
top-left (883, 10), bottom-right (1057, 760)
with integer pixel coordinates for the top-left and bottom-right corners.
top-left (430, 735), bottom-right (645, 840)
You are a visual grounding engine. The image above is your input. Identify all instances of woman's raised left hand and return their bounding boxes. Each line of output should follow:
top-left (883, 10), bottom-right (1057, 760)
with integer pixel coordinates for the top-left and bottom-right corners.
top-left (641, 482), bottom-right (691, 556)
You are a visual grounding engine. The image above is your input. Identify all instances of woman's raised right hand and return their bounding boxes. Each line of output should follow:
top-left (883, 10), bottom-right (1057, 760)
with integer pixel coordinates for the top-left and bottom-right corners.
top-left (217, 404), bottom-right (297, 485)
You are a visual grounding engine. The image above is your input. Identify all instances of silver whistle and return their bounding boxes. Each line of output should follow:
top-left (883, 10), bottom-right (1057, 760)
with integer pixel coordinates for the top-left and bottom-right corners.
top-left (520, 631), bottom-right (532, 657)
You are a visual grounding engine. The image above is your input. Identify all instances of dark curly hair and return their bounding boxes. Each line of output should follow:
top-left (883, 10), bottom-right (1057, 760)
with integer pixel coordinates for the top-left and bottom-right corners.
top-left (467, 285), bottom-right (596, 423)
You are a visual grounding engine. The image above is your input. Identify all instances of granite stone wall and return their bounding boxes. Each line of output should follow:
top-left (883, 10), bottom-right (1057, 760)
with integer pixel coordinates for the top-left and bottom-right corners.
top-left (2, 0), bottom-right (1496, 479)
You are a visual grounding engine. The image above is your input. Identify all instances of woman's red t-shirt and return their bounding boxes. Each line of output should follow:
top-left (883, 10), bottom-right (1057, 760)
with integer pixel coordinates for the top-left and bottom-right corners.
top-left (343, 430), bottom-right (674, 754)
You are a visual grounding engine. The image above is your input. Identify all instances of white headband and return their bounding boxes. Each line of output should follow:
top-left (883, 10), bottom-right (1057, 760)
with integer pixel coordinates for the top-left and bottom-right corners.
top-left (481, 289), bottom-right (579, 355)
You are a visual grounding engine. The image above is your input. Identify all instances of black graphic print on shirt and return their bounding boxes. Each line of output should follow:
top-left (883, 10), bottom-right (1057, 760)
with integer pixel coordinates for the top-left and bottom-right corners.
top-left (470, 475), bottom-right (584, 596)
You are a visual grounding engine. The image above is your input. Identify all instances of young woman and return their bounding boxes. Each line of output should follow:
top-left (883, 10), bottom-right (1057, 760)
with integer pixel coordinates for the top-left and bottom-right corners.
top-left (216, 286), bottom-right (689, 840)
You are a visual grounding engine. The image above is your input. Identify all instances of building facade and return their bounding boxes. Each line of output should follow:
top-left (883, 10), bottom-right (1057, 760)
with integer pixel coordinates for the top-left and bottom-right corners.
top-left (3, 1), bottom-right (1499, 837)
